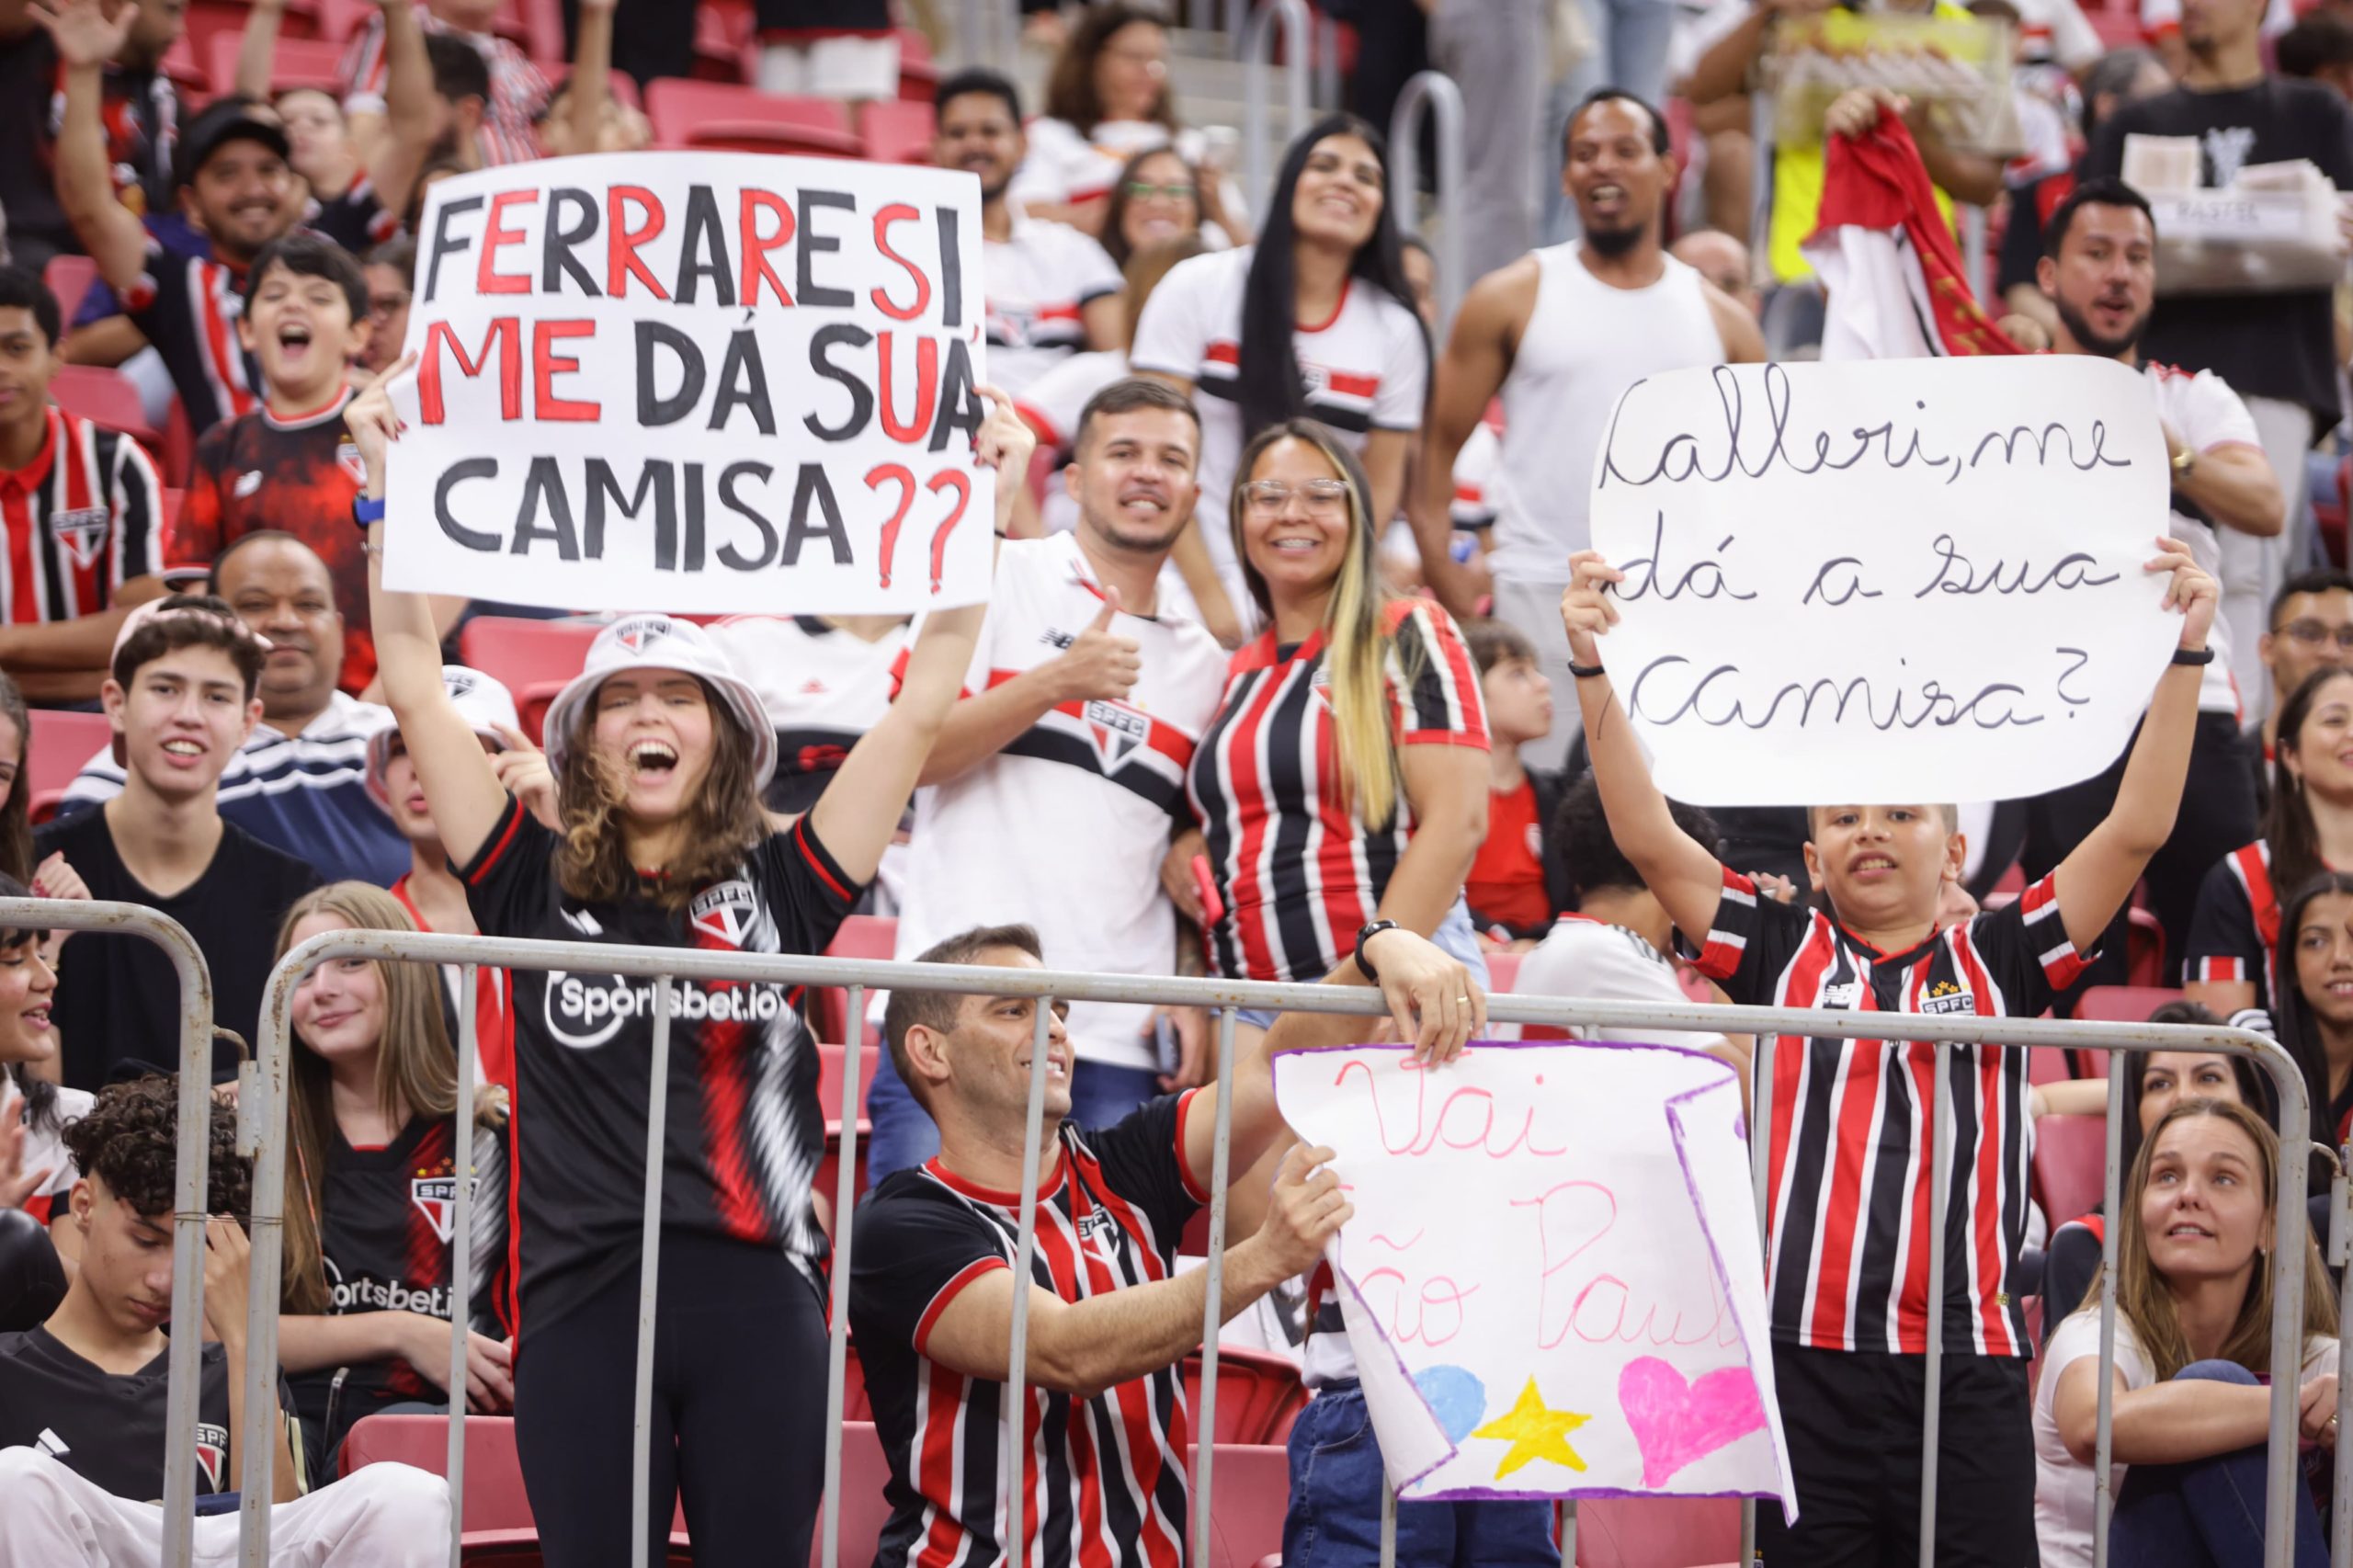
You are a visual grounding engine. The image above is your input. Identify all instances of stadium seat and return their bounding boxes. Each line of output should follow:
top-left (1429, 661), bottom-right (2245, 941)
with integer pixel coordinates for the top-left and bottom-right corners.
top-left (48, 366), bottom-right (161, 449)
top-left (810, 914), bottom-right (895, 1048)
top-left (457, 617), bottom-right (599, 702)
top-left (2033, 1113), bottom-right (2107, 1229)
top-left (643, 80), bottom-right (852, 149)
top-left (690, 2), bottom-right (754, 82)
top-left (820, 1419), bottom-right (894, 1564)
top-left (185, 0), bottom-right (322, 63)
top-left (160, 36), bottom-right (210, 98)
top-left (209, 30), bottom-right (347, 97)
top-left (1485, 951), bottom-right (1521, 995)
top-left (1183, 1346), bottom-right (1309, 1445)
top-left (159, 487), bottom-right (184, 537)
top-left (314, 0), bottom-right (376, 42)
top-left (1574, 1495), bottom-right (1741, 1567)
top-left (861, 98), bottom-right (937, 165)
top-left (1198, 1443), bottom-right (1291, 1568)
top-left (2073, 984), bottom-right (2182, 1027)
top-left (43, 255), bottom-right (98, 331)
top-left (662, 119), bottom-right (865, 157)
top-left (2126, 906), bottom-right (2165, 990)
top-left (815, 1040), bottom-right (877, 1129)
top-left (28, 710), bottom-right (110, 824)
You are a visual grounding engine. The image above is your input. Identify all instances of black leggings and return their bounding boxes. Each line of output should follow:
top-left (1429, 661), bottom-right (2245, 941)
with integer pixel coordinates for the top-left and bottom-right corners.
top-left (513, 1232), bottom-right (829, 1568)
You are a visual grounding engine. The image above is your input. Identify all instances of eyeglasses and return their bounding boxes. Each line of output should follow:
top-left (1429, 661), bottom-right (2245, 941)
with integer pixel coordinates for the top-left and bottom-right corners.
top-left (1242, 478), bottom-right (1350, 514)
top-left (1123, 180), bottom-right (1195, 202)
top-left (2279, 619), bottom-right (2353, 650)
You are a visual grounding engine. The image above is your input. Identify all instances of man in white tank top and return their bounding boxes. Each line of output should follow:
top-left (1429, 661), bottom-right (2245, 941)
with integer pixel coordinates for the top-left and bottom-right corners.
top-left (1413, 90), bottom-right (1764, 770)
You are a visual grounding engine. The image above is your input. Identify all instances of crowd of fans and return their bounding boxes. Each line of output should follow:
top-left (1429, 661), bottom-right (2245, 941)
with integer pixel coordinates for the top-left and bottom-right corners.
top-left (0, 0), bottom-right (2346, 1563)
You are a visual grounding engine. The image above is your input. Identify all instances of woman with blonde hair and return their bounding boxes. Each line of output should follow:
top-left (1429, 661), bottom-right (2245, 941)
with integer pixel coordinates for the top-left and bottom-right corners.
top-left (270, 881), bottom-right (511, 1478)
top-left (2032, 1097), bottom-right (2336, 1565)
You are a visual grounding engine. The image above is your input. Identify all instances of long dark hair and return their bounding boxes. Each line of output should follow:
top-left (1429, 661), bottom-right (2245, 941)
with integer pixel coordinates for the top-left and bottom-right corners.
top-left (0, 869), bottom-right (55, 1137)
top-left (1042, 3), bottom-right (1176, 134)
top-left (2270, 869), bottom-right (2353, 1173)
top-left (1234, 113), bottom-right (1428, 438)
top-left (2121, 1000), bottom-right (2276, 1178)
top-left (0, 671), bottom-right (30, 882)
top-left (2265, 665), bottom-right (2353, 901)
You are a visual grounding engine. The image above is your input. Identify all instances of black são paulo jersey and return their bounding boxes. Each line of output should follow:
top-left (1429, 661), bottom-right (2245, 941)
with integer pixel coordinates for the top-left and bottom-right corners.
top-left (460, 794), bottom-right (861, 1328)
top-left (0, 1329), bottom-right (235, 1499)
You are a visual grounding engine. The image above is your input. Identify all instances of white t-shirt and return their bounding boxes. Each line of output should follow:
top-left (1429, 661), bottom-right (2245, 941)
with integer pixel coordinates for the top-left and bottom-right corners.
top-left (2032, 1308), bottom-right (2337, 1567)
top-left (1016, 117), bottom-right (1204, 209)
top-left (893, 533), bottom-right (1228, 1070)
top-left (2142, 0), bottom-right (2293, 38)
top-left (707, 615), bottom-right (909, 806)
top-left (17, 1085), bottom-right (95, 1225)
top-left (2146, 360), bottom-right (2267, 717)
top-left (1129, 246), bottom-right (1429, 623)
top-left (983, 215), bottom-right (1124, 396)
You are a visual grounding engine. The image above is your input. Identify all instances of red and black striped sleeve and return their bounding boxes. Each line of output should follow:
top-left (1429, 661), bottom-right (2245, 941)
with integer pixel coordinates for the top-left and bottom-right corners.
top-left (848, 1186), bottom-right (1010, 1359)
top-left (1384, 599), bottom-right (1489, 749)
top-left (1692, 864), bottom-right (1812, 1001)
top-left (456, 791), bottom-right (559, 938)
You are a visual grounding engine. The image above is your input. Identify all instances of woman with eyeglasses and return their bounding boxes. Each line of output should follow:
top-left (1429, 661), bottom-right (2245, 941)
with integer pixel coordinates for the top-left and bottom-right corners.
top-left (2187, 665), bottom-right (2353, 1019)
top-left (2256, 571), bottom-right (2353, 776)
top-left (1132, 114), bottom-right (1432, 634)
top-left (1099, 147), bottom-right (1212, 271)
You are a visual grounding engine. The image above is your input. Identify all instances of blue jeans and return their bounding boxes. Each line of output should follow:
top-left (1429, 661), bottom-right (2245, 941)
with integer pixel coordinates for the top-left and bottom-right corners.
top-left (2109, 1360), bottom-right (2330, 1568)
top-left (1282, 1383), bottom-right (1558, 1568)
top-left (1233, 900), bottom-right (1493, 1035)
top-left (864, 1050), bottom-right (1165, 1184)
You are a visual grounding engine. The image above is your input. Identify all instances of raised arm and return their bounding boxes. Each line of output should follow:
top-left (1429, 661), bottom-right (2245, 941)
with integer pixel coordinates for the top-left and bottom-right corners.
top-left (2050, 538), bottom-right (2217, 954)
top-left (33, 0), bottom-right (151, 292)
top-left (233, 0), bottom-right (287, 99)
top-left (351, 355), bottom-right (510, 865)
top-left (1686, 3), bottom-right (1772, 107)
top-left (1559, 550), bottom-right (1729, 941)
top-left (364, 0), bottom-right (436, 222)
top-left (1413, 267), bottom-right (1522, 619)
top-left (922, 1141), bottom-right (1344, 1399)
top-left (918, 583), bottom-right (1138, 786)
top-left (808, 390), bottom-right (1032, 883)
top-left (565, 0), bottom-right (619, 153)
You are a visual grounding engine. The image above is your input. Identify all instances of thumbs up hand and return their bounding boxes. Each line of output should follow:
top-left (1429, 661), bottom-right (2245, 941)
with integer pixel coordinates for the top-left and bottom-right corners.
top-left (1048, 584), bottom-right (1142, 704)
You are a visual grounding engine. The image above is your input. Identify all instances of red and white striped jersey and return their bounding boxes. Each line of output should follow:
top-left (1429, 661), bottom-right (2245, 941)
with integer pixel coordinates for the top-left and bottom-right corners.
top-left (0, 407), bottom-right (163, 623)
top-left (1694, 868), bottom-right (2089, 1358)
top-left (123, 242), bottom-right (259, 438)
top-left (983, 215), bottom-right (1123, 396)
top-left (1185, 597), bottom-right (1487, 983)
top-left (2186, 838), bottom-right (2286, 1010)
top-left (337, 6), bottom-right (548, 166)
top-left (851, 1093), bottom-right (1209, 1568)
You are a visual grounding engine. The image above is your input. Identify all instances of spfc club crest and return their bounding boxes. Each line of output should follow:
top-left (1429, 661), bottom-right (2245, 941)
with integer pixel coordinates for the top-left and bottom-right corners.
top-left (195, 1422), bottom-right (229, 1490)
top-left (48, 506), bottom-right (108, 571)
top-left (336, 437), bottom-right (368, 484)
top-left (1298, 360), bottom-right (1331, 396)
top-left (613, 615), bottom-right (674, 655)
top-left (689, 879), bottom-right (757, 947)
top-left (411, 1176), bottom-right (463, 1244)
top-left (1082, 699), bottom-right (1149, 771)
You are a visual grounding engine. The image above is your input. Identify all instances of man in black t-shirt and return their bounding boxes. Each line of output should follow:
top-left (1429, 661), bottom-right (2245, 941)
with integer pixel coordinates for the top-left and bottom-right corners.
top-left (850, 921), bottom-right (1481, 1568)
top-left (37, 594), bottom-right (320, 1089)
top-left (0, 1077), bottom-right (446, 1563)
top-left (0, 0), bottom-right (184, 271)
top-left (2083, 0), bottom-right (2353, 720)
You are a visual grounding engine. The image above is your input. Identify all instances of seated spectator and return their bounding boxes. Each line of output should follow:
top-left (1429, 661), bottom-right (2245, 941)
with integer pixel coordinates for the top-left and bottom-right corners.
top-left (1099, 147), bottom-right (1217, 272)
top-left (59, 532), bottom-right (408, 887)
top-left (0, 876), bottom-right (82, 1244)
top-left (2038, 1000), bottom-right (2274, 1344)
top-left (0, 0), bottom-right (183, 271)
top-left (2280, 10), bottom-right (2353, 98)
top-left (2270, 869), bottom-right (2353, 1155)
top-left (533, 0), bottom-right (650, 158)
top-left (1669, 227), bottom-right (1759, 316)
top-left (707, 616), bottom-right (911, 815)
top-left (0, 1084), bottom-right (71, 1336)
top-left (337, 0), bottom-right (547, 169)
top-left (1461, 618), bottom-right (1560, 947)
top-left (0, 265), bottom-right (167, 705)
top-left (234, 0), bottom-right (436, 251)
top-left (39, 596), bottom-right (322, 1089)
top-left (753, 0), bottom-right (899, 99)
top-left (2033, 1098), bottom-right (2336, 1566)
top-left (935, 69), bottom-right (1124, 397)
top-left (0, 1076), bottom-right (449, 1563)
top-left (169, 233), bottom-right (429, 699)
top-left (1017, 5), bottom-right (1245, 243)
top-left (851, 920), bottom-right (1477, 1568)
top-left (2257, 569), bottom-right (2353, 769)
top-left (274, 881), bottom-right (512, 1478)
top-left (2186, 665), bottom-right (2353, 1017)
top-left (359, 238), bottom-right (415, 377)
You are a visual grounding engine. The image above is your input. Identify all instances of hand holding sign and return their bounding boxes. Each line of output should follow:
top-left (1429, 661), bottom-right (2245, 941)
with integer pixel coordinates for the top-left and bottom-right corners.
top-left (1252, 1142), bottom-right (1354, 1280)
top-left (2145, 533), bottom-right (2219, 650)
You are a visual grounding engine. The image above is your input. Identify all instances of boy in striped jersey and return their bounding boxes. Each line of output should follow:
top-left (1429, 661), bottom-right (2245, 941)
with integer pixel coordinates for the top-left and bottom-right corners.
top-left (0, 266), bottom-right (165, 704)
top-left (1560, 540), bottom-right (2217, 1565)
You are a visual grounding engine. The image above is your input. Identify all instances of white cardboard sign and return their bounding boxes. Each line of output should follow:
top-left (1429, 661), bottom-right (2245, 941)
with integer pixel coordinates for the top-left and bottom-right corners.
top-left (1272, 1041), bottom-right (1795, 1510)
top-left (1586, 356), bottom-right (2176, 806)
top-left (386, 152), bottom-right (993, 614)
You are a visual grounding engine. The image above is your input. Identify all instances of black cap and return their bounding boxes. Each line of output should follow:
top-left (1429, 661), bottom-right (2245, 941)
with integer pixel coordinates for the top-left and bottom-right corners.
top-left (173, 98), bottom-right (291, 191)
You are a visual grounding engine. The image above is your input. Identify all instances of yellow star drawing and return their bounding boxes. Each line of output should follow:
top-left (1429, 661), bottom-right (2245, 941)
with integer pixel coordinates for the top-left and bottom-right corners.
top-left (1469, 1377), bottom-right (1591, 1479)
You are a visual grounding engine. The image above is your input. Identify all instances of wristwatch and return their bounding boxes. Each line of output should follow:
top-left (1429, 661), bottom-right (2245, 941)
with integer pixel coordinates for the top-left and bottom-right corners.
top-left (1354, 920), bottom-right (1402, 982)
top-left (2171, 444), bottom-right (2197, 481)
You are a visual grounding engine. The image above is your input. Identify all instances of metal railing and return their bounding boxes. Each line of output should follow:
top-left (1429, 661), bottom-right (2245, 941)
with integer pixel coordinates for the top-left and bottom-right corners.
top-left (1243, 0), bottom-right (1313, 219)
top-left (1389, 69), bottom-right (1468, 332)
top-left (188, 928), bottom-right (2324, 1568)
top-left (0, 900), bottom-right (215, 1567)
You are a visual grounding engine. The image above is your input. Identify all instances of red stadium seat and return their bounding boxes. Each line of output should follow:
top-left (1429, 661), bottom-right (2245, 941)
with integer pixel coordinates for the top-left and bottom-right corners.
top-left (1199, 1443), bottom-right (1291, 1568)
top-left (690, 3), bottom-right (755, 81)
top-left (1183, 1346), bottom-right (1309, 1445)
top-left (159, 486), bottom-right (184, 537)
top-left (815, 1040), bottom-right (878, 1128)
top-left (2074, 984), bottom-right (2183, 1027)
top-left (160, 35), bottom-right (210, 97)
top-left (662, 119), bottom-right (865, 157)
top-left (185, 0), bottom-right (323, 64)
top-left (810, 914), bottom-right (895, 1048)
top-left (643, 79), bottom-right (850, 147)
top-left (342, 1414), bottom-right (691, 1558)
top-left (2125, 906), bottom-right (2166, 990)
top-left (47, 368), bottom-right (160, 449)
top-left (2034, 1112), bottom-right (2108, 1229)
top-left (1574, 1495), bottom-right (1741, 1566)
top-left (208, 30), bottom-right (347, 96)
top-left (1485, 951), bottom-right (1521, 995)
top-left (314, 0), bottom-right (375, 42)
top-left (458, 617), bottom-right (598, 699)
top-left (861, 98), bottom-right (937, 165)
top-left (28, 710), bottom-right (110, 824)
top-left (822, 1419), bottom-right (894, 1563)
top-left (43, 255), bottom-right (98, 330)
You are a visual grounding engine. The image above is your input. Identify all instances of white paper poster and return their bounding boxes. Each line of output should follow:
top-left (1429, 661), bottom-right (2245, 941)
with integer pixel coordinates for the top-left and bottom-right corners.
top-left (387, 152), bottom-right (993, 614)
top-left (1586, 356), bottom-right (2177, 806)
top-left (1272, 1041), bottom-right (1795, 1511)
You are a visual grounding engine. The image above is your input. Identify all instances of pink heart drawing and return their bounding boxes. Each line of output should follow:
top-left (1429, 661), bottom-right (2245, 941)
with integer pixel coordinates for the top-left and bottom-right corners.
top-left (1618, 1357), bottom-right (1768, 1487)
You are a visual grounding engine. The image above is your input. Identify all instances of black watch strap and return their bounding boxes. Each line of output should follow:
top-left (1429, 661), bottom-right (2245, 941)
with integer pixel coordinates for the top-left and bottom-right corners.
top-left (1355, 919), bottom-right (1402, 982)
top-left (2171, 645), bottom-right (2215, 666)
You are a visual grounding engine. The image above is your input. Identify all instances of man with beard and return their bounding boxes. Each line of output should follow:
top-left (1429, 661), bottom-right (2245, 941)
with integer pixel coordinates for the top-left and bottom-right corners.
top-left (865, 379), bottom-right (1229, 1180)
top-left (2025, 176), bottom-right (2281, 994)
top-left (931, 68), bottom-right (1123, 398)
top-left (2083, 0), bottom-right (2353, 721)
top-left (1411, 89), bottom-right (1763, 772)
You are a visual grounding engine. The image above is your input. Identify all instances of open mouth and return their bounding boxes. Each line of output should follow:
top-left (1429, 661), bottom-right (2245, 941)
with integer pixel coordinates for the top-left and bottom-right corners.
top-left (1017, 1051), bottom-right (1070, 1083)
top-left (629, 739), bottom-right (679, 778)
top-left (1586, 182), bottom-right (1628, 211)
top-left (1847, 855), bottom-right (1897, 876)
top-left (160, 738), bottom-right (205, 763)
top-left (277, 322), bottom-right (314, 369)
top-left (1119, 487), bottom-right (1167, 517)
top-left (1267, 535), bottom-right (1322, 555)
top-left (21, 1006), bottom-right (50, 1030)
top-left (2165, 1222), bottom-right (2214, 1240)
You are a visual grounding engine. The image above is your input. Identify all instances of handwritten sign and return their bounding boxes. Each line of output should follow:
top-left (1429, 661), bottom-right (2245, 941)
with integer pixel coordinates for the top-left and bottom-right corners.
top-left (386, 153), bottom-right (993, 614)
top-left (1272, 1041), bottom-right (1794, 1508)
top-left (1586, 357), bottom-right (2174, 806)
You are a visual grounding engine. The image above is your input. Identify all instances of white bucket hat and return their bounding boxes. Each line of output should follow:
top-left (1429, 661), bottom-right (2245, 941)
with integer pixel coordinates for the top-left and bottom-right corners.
top-left (539, 614), bottom-right (777, 789)
top-left (366, 665), bottom-right (521, 810)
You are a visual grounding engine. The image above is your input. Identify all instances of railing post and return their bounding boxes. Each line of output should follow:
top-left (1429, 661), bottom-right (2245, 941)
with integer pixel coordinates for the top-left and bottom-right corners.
top-left (1741, 1028), bottom-right (1775, 1568)
top-left (1003, 994), bottom-right (1058, 1561)
top-left (1387, 71), bottom-right (1468, 331)
top-left (1190, 1008), bottom-right (1242, 1568)
top-left (2334, 1144), bottom-right (2352, 1566)
top-left (822, 985), bottom-right (869, 1568)
top-left (628, 978), bottom-right (676, 1568)
top-left (2093, 1051), bottom-right (2127, 1568)
top-left (1916, 1040), bottom-right (1953, 1568)
top-left (445, 962), bottom-right (483, 1568)
top-left (1243, 0), bottom-right (1313, 218)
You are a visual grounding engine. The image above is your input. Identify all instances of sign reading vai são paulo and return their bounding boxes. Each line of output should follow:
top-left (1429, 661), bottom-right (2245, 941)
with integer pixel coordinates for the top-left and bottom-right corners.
top-left (1586, 356), bottom-right (2177, 806)
top-left (386, 153), bottom-right (993, 613)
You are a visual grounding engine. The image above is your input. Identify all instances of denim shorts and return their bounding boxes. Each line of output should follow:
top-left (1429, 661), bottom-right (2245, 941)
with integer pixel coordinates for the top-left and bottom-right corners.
top-left (1227, 900), bottom-right (1491, 1034)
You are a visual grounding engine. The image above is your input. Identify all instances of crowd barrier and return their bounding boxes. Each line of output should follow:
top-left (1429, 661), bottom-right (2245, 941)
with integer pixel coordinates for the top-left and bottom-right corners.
top-left (41, 903), bottom-right (2313, 1568)
top-left (1242, 0), bottom-right (1314, 218)
top-left (1389, 70), bottom-right (1469, 331)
